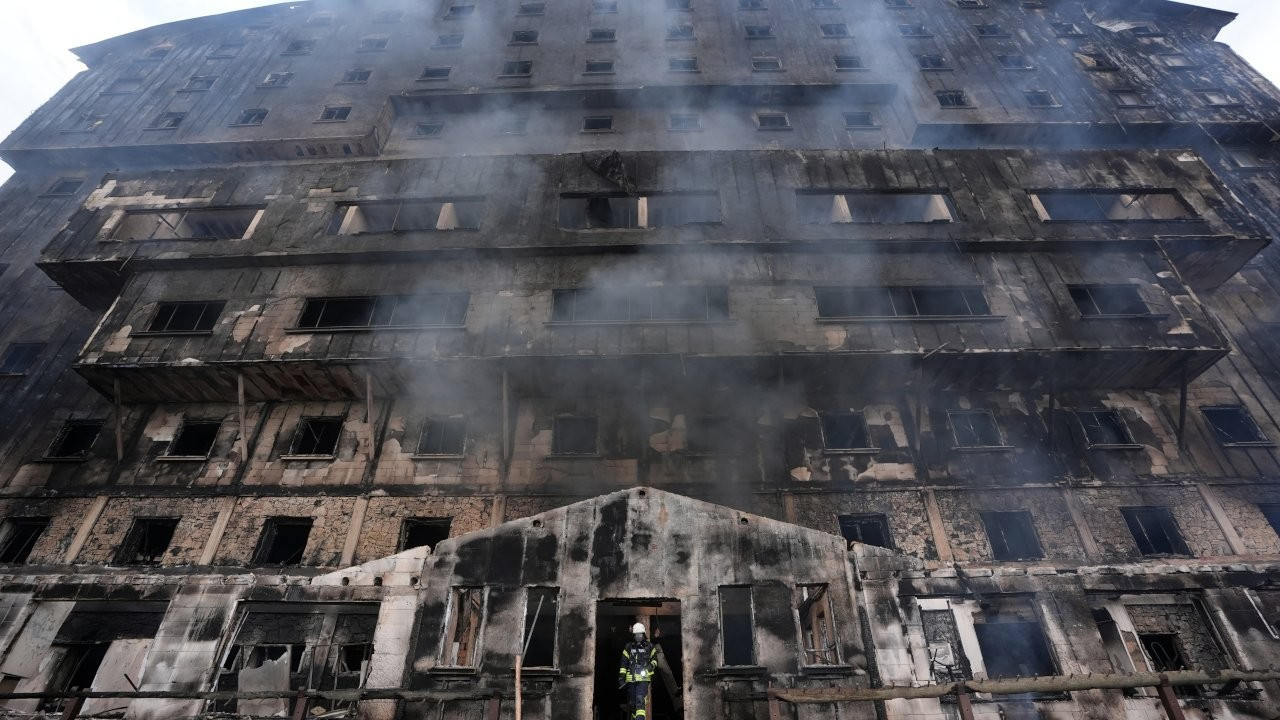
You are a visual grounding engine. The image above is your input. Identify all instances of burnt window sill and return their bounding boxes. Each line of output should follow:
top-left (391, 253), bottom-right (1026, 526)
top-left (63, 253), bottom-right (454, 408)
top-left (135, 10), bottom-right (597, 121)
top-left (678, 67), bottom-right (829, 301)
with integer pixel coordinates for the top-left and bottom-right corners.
top-left (951, 445), bottom-right (1015, 453)
top-left (514, 667), bottom-right (560, 677)
top-left (38, 456), bottom-right (90, 463)
top-left (279, 454), bottom-right (337, 461)
top-left (1039, 219), bottom-right (1201, 224)
top-left (130, 330), bottom-right (216, 338)
top-left (546, 453), bottom-right (602, 459)
top-left (0, 372), bottom-right (27, 378)
top-left (411, 453), bottom-right (466, 460)
top-left (716, 665), bottom-right (768, 677)
top-left (286, 325), bottom-right (466, 334)
top-left (1219, 441), bottom-right (1276, 448)
top-left (156, 455), bottom-right (212, 462)
top-left (342, 229), bottom-right (479, 235)
top-left (799, 664), bottom-right (853, 677)
top-left (757, 126), bottom-right (794, 131)
top-left (314, 120), bottom-right (351, 124)
top-left (822, 448), bottom-right (878, 455)
top-left (1079, 313), bottom-right (1169, 321)
top-left (545, 320), bottom-right (733, 327)
top-left (816, 316), bottom-right (1004, 323)
top-left (427, 666), bottom-right (479, 676)
top-left (142, 127), bottom-right (180, 131)
top-left (1084, 443), bottom-right (1143, 450)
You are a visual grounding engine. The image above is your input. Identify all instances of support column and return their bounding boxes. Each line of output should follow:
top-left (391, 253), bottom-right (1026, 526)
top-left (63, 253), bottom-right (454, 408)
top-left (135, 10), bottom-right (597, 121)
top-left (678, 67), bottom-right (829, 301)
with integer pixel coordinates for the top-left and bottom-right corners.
top-left (1060, 487), bottom-right (1103, 562)
top-left (237, 373), bottom-right (249, 461)
top-left (1196, 483), bottom-right (1246, 555)
top-left (923, 489), bottom-right (953, 562)
top-left (490, 494), bottom-right (507, 528)
top-left (1155, 678), bottom-right (1187, 720)
top-left (199, 497), bottom-right (238, 566)
top-left (340, 496), bottom-right (370, 567)
top-left (113, 379), bottom-right (124, 462)
top-left (63, 496), bottom-right (109, 563)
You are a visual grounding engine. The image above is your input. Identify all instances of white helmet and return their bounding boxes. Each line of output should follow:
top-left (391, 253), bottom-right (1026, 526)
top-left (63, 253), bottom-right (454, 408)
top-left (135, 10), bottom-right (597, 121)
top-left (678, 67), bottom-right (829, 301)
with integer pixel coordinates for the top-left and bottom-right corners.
top-left (631, 623), bottom-right (646, 634)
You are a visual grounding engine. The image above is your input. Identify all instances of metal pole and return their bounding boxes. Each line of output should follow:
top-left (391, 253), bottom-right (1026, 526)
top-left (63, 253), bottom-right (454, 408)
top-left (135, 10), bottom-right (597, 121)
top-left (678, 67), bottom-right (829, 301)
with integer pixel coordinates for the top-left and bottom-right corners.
top-left (1155, 677), bottom-right (1187, 720)
top-left (954, 683), bottom-right (976, 720)
top-left (58, 697), bottom-right (86, 720)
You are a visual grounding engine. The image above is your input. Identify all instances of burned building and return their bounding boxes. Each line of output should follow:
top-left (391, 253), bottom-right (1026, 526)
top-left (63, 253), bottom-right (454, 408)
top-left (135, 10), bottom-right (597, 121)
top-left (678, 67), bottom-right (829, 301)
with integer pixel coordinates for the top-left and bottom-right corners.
top-left (0, 0), bottom-right (1279, 717)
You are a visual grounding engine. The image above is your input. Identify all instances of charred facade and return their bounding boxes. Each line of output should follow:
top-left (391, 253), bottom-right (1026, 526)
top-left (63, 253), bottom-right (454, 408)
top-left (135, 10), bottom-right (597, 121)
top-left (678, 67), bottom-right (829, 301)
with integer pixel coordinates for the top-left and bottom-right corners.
top-left (0, 0), bottom-right (1279, 718)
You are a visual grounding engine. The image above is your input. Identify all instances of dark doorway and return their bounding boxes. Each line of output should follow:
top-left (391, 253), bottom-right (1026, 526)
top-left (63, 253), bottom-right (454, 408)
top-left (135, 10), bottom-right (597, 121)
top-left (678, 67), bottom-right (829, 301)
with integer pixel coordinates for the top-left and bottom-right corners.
top-left (594, 600), bottom-right (683, 720)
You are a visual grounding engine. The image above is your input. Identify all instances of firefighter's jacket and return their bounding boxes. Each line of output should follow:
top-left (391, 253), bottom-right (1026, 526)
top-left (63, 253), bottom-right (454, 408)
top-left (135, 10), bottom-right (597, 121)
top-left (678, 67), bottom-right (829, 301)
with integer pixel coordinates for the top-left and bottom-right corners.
top-left (619, 639), bottom-right (658, 683)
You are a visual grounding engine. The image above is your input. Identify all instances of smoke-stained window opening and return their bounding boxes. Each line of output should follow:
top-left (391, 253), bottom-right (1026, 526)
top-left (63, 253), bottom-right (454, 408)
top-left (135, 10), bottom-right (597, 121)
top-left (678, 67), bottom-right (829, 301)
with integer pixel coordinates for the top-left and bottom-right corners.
top-left (843, 111), bottom-right (875, 128)
top-left (419, 66), bottom-right (452, 81)
top-left (38, 644), bottom-right (110, 713)
top-left (996, 53), bottom-right (1033, 70)
top-left (260, 71), bottom-right (294, 87)
top-left (686, 416), bottom-right (742, 455)
top-left (45, 420), bottom-right (104, 460)
top-left (1051, 21), bottom-right (1085, 37)
top-left (589, 28), bottom-right (618, 42)
top-left (584, 60), bottom-right (616, 74)
top-left (442, 587), bottom-right (486, 666)
top-left (593, 0), bottom-right (620, 12)
top-left (296, 294), bottom-right (470, 330)
top-left (1074, 409), bottom-right (1137, 448)
top-left (667, 24), bottom-right (695, 40)
top-left (1122, 507), bottom-right (1191, 556)
top-left (917, 54), bottom-right (950, 70)
top-left (358, 36), bottom-right (390, 52)
top-left (141, 301), bottom-right (225, 335)
top-left (417, 417), bottom-right (467, 456)
top-left (1259, 504), bottom-right (1280, 537)
top-left (116, 517), bottom-right (179, 565)
top-left (148, 111), bottom-right (186, 130)
top-left (756, 111), bottom-right (792, 129)
top-left (1124, 603), bottom-right (1231, 697)
top-left (231, 108), bottom-right (269, 126)
top-left (796, 585), bottom-right (838, 665)
top-left (751, 55), bottom-right (783, 72)
top-left (518, 2), bottom-right (546, 15)
top-left (1068, 285), bottom-right (1149, 317)
top-left (948, 409), bottom-right (1005, 448)
top-left (838, 513), bottom-right (893, 548)
top-left (1159, 53), bottom-right (1196, 70)
top-left (745, 24), bottom-right (774, 38)
top-left (558, 193), bottom-right (722, 229)
top-left (1226, 145), bottom-right (1274, 169)
top-left (972, 614), bottom-right (1058, 683)
top-left (884, 0), bottom-right (912, 7)
top-left (668, 57), bottom-right (700, 73)
top-left (182, 75), bottom-right (217, 91)
top-left (1076, 50), bottom-right (1120, 71)
top-left (434, 34), bottom-right (464, 49)
top-left (667, 0), bottom-right (693, 9)
top-left (936, 90), bottom-right (971, 108)
top-left (973, 22), bottom-right (1009, 37)
top-left (719, 586), bottom-right (756, 666)
top-left (582, 115), bottom-right (614, 131)
top-left (1024, 90), bottom-right (1061, 108)
top-left (400, 517), bottom-right (452, 552)
top-left (819, 22), bottom-right (850, 37)
top-left (955, 0), bottom-right (987, 7)
top-left (551, 416), bottom-right (599, 455)
top-left (413, 121), bottom-right (445, 137)
top-left (981, 511), bottom-right (1044, 560)
top-left (0, 518), bottom-right (48, 563)
top-left (287, 417), bottom-right (344, 458)
top-left (113, 207), bottom-right (261, 241)
top-left (899, 23), bottom-right (931, 37)
top-left (329, 199), bottom-right (483, 233)
top-left (1112, 89), bottom-right (1151, 107)
top-left (552, 286), bottom-right (729, 324)
top-left (815, 286), bottom-right (989, 319)
top-left (1198, 89), bottom-right (1241, 107)
top-left (669, 111), bottom-right (701, 129)
top-left (445, 4), bottom-right (475, 19)
top-left (340, 69), bottom-right (373, 84)
top-left (253, 517), bottom-right (314, 565)
top-left (166, 419), bottom-right (221, 458)
top-left (209, 42), bottom-right (245, 59)
top-left (510, 30), bottom-right (539, 45)
top-left (522, 588), bottom-right (559, 667)
top-left (283, 40), bottom-right (315, 55)
top-left (502, 60), bottom-right (535, 77)
top-left (43, 178), bottom-right (84, 196)
top-left (0, 343), bottom-right (44, 375)
top-left (739, 0), bottom-right (766, 9)
top-left (1030, 190), bottom-right (1194, 222)
top-left (105, 78), bottom-right (143, 94)
top-left (921, 608), bottom-right (970, 682)
top-left (819, 411), bottom-right (874, 451)
top-left (318, 106), bottom-right (352, 122)
top-left (834, 54), bottom-right (864, 70)
top-left (142, 44), bottom-right (172, 60)
top-left (1202, 406), bottom-right (1271, 445)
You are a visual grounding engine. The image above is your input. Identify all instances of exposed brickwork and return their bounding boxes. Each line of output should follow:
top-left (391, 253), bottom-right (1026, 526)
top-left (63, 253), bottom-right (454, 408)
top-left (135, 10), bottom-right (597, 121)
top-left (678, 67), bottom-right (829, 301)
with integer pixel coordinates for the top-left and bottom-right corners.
top-left (354, 496), bottom-right (492, 563)
top-left (935, 489), bottom-right (1088, 563)
top-left (1126, 604), bottom-right (1228, 671)
top-left (75, 497), bottom-right (222, 566)
top-left (1075, 487), bottom-right (1232, 559)
top-left (212, 496), bottom-right (357, 567)
top-left (0, 498), bottom-right (97, 565)
top-left (791, 491), bottom-right (935, 559)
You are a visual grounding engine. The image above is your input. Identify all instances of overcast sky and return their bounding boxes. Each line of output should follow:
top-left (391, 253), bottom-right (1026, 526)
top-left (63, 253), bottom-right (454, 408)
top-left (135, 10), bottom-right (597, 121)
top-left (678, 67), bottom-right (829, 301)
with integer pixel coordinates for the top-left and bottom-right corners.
top-left (0, 0), bottom-right (1276, 185)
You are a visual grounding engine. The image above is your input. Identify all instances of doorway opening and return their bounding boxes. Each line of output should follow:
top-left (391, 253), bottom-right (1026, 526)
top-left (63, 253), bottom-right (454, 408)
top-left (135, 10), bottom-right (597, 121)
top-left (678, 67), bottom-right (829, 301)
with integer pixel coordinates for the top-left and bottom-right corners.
top-left (594, 599), bottom-right (683, 720)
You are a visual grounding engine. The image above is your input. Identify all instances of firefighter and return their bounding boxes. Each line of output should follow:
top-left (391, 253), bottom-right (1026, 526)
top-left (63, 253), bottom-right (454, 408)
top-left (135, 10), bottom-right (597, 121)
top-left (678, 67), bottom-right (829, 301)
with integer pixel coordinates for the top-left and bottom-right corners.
top-left (617, 622), bottom-right (658, 720)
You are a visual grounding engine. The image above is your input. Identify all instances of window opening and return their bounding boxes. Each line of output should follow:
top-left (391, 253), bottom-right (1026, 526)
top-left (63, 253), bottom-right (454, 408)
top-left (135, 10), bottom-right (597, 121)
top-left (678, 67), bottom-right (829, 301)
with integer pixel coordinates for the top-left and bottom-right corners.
top-left (838, 514), bottom-right (892, 548)
top-left (116, 518), bottom-right (179, 565)
top-left (289, 417), bottom-right (343, 457)
top-left (1031, 191), bottom-right (1192, 221)
top-left (917, 54), bottom-right (949, 70)
top-left (519, 2), bottom-right (546, 14)
top-left (551, 287), bottom-right (728, 321)
top-left (667, 24), bottom-right (694, 40)
top-left (502, 60), bottom-right (534, 76)
top-left (145, 301), bottom-right (225, 334)
top-left (997, 53), bottom-right (1031, 69)
top-left (359, 36), bottom-right (390, 51)
top-left (552, 417), bottom-right (599, 455)
top-left (558, 193), bottom-right (721, 229)
top-left (401, 517), bottom-right (451, 552)
top-left (669, 57), bottom-right (699, 72)
top-left (329, 199), bottom-right (483, 233)
top-left (184, 75), bottom-right (217, 91)
top-left (751, 56), bottom-right (782, 71)
top-left (1075, 410), bottom-right (1134, 447)
top-left (922, 609), bottom-right (970, 682)
top-left (1069, 285), bottom-right (1148, 316)
top-left (582, 115), bottom-right (613, 131)
top-left (948, 410), bottom-right (1002, 448)
top-left (434, 34), bottom-right (463, 48)
top-left (0, 343), bottom-right (44, 374)
top-left (843, 111), bottom-right (874, 127)
top-left (341, 69), bottom-right (372, 83)
top-left (796, 585), bottom-right (837, 665)
top-left (757, 112), bottom-right (790, 129)
top-left (820, 412), bottom-right (872, 450)
top-left (973, 620), bottom-right (1056, 679)
top-left (720, 587), bottom-right (755, 665)
top-left (442, 587), bottom-right (485, 666)
top-left (522, 588), bottom-right (559, 667)
top-left (115, 207), bottom-right (258, 241)
top-left (319, 106), bottom-right (352, 122)
top-left (0, 518), bottom-right (48, 563)
top-left (1024, 90), bottom-right (1059, 107)
top-left (686, 416), bottom-right (738, 455)
top-left (815, 287), bottom-right (988, 318)
top-left (283, 40), bottom-right (314, 54)
top-left (420, 66), bottom-right (452, 80)
top-left (585, 60), bottom-right (615, 73)
top-left (253, 517), bottom-right (313, 565)
top-left (981, 511), bottom-right (1044, 560)
top-left (261, 71), bottom-right (293, 87)
top-left (1260, 504), bottom-right (1280, 538)
top-left (150, 112), bottom-right (186, 129)
top-left (590, 28), bottom-right (618, 41)
top-left (511, 30), bottom-right (539, 44)
top-left (669, 111), bottom-right (700, 128)
top-left (1122, 507), bottom-right (1190, 556)
top-left (38, 644), bottom-right (109, 713)
top-left (167, 420), bottom-right (221, 457)
top-left (46, 421), bottom-right (103, 459)
top-left (936, 90), bottom-right (970, 107)
top-left (414, 121), bottom-right (445, 137)
top-left (834, 54), bottom-right (864, 70)
top-left (417, 417), bottom-right (466, 455)
top-left (296, 295), bottom-right (470, 329)
top-left (745, 25), bottom-right (774, 38)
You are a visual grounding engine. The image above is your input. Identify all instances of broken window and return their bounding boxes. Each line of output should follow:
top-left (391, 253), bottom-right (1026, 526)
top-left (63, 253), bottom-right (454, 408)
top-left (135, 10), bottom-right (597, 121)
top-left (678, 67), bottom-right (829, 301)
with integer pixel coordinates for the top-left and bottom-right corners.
top-left (401, 517), bottom-right (451, 552)
top-left (751, 55), bottom-right (782, 71)
top-left (669, 57), bottom-right (700, 73)
top-left (815, 287), bottom-right (988, 318)
top-left (551, 287), bottom-right (729, 322)
top-left (558, 193), bottom-right (721, 229)
top-left (1025, 90), bottom-right (1059, 107)
top-left (210, 42), bottom-right (245, 58)
top-left (501, 60), bottom-right (534, 76)
top-left (261, 71), bottom-right (293, 87)
top-left (296, 294), bottom-right (470, 329)
top-left (253, 517), bottom-right (314, 565)
top-left (582, 115), bottom-right (613, 131)
top-left (149, 111), bottom-right (186, 129)
top-left (667, 24), bottom-right (694, 40)
top-left (997, 53), bottom-right (1032, 69)
top-left (434, 34), bottom-right (464, 48)
top-left (329, 199), bottom-right (483, 233)
top-left (819, 23), bottom-right (849, 37)
top-left (522, 588), bottom-right (559, 667)
top-left (283, 40), bottom-right (314, 54)
top-left (45, 178), bottom-right (84, 195)
top-left (417, 417), bottom-right (466, 456)
top-left (800, 192), bottom-right (957, 224)
top-left (183, 75), bottom-right (217, 91)
top-left (116, 517), bottom-right (179, 565)
top-left (1030, 190), bottom-right (1194, 221)
top-left (981, 511), bottom-right (1044, 561)
top-left (745, 24), bottom-right (774, 38)
top-left (1259, 504), bottom-right (1280, 538)
top-left (838, 513), bottom-right (892, 548)
top-left (834, 54), bottom-right (864, 70)
top-left (420, 66), bottom-right (451, 80)
top-left (518, 3), bottom-right (546, 14)
top-left (1069, 285), bottom-right (1148, 317)
top-left (46, 420), bottom-right (103, 459)
top-left (143, 301), bottom-right (225, 334)
top-left (584, 60), bottom-right (615, 74)
top-left (1160, 53), bottom-right (1195, 69)
top-left (38, 644), bottom-right (110, 713)
top-left (319, 105), bottom-right (352, 122)
top-left (0, 343), bottom-right (44, 375)
top-left (757, 111), bottom-right (791, 129)
top-left (593, 0), bottom-right (619, 12)
top-left (106, 78), bottom-right (142, 94)
top-left (510, 30), bottom-right (539, 44)
top-left (1051, 22), bottom-right (1084, 36)
top-left (167, 419), bottom-right (221, 458)
top-left (1075, 51), bottom-right (1119, 71)
top-left (414, 121), bottom-right (445, 137)
top-left (921, 609), bottom-right (970, 681)
top-left (288, 417), bottom-right (343, 457)
top-left (114, 207), bottom-right (259, 241)
top-left (843, 111), bottom-right (875, 127)
top-left (917, 54), bottom-right (949, 70)
top-left (936, 90), bottom-right (971, 108)
top-left (1198, 89), bottom-right (1238, 107)
top-left (341, 69), bottom-right (372, 83)
top-left (686, 416), bottom-right (740, 455)
top-left (442, 587), bottom-right (486, 666)
top-left (589, 28), bottom-right (618, 42)
top-left (719, 586), bottom-right (755, 665)
top-left (820, 412), bottom-right (872, 451)
top-left (359, 36), bottom-right (390, 51)
top-left (0, 518), bottom-right (48, 563)
top-left (948, 410), bottom-right (1003, 448)
top-left (973, 619), bottom-right (1056, 679)
top-left (552, 416), bottom-right (598, 455)
top-left (1127, 603), bottom-right (1229, 697)
top-left (899, 23), bottom-right (930, 36)
top-left (1123, 507), bottom-right (1190, 556)
top-left (973, 22), bottom-right (1007, 36)
top-left (796, 585), bottom-right (838, 665)
top-left (1075, 409), bottom-right (1136, 447)
top-left (1112, 89), bottom-right (1149, 107)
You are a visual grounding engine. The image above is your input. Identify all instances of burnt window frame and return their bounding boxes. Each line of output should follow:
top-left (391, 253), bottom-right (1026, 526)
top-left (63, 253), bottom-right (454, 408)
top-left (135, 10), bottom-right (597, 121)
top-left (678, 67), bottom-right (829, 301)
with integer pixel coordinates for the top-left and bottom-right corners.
top-left (1111, 89), bottom-right (1152, 108)
top-left (750, 55), bottom-right (783, 72)
top-left (1076, 51), bottom-right (1120, 71)
top-left (44, 420), bottom-right (104, 460)
top-left (415, 417), bottom-right (467, 457)
top-left (260, 71), bottom-right (294, 87)
top-left (1158, 53), bottom-right (1196, 70)
top-left (581, 115), bottom-right (614, 132)
top-left (947, 409), bottom-right (1008, 450)
top-left (285, 416), bottom-right (345, 458)
top-left (521, 587), bottom-right (560, 668)
top-left (181, 75), bottom-right (218, 92)
top-left (1121, 506), bottom-right (1191, 557)
top-left (842, 111), bottom-right (876, 128)
top-left (164, 419), bottom-right (222, 459)
top-left (935, 90), bottom-right (972, 108)
top-left (996, 53), bottom-right (1033, 70)
top-left (756, 111), bottom-right (791, 130)
top-left (112, 206), bottom-right (262, 242)
top-left (1029, 190), bottom-right (1196, 222)
top-left (329, 199), bottom-right (484, 233)
top-left (981, 511), bottom-right (1045, 561)
top-left (339, 69), bottom-right (373, 84)
top-left (814, 286), bottom-right (991, 319)
top-left (294, 294), bottom-right (470, 331)
top-left (834, 54), bottom-right (865, 71)
top-left (440, 586), bottom-right (487, 667)
top-left (819, 411), bottom-right (875, 452)
top-left (501, 60), bottom-right (534, 77)
top-left (1067, 284), bottom-right (1152, 318)
top-left (510, 30), bottom-right (540, 45)
top-left (973, 616), bottom-right (1059, 683)
top-left (138, 300), bottom-right (226, 336)
top-left (282, 39), bottom-right (316, 55)
top-left (400, 517), bottom-right (452, 552)
top-left (318, 105), bottom-right (353, 122)
top-left (668, 57), bottom-right (700, 73)
top-left (549, 286), bottom-right (730, 322)
top-left (1074, 409), bottom-right (1140, 449)
top-left (252, 516), bottom-right (314, 565)
top-left (230, 108), bottom-right (269, 127)
top-left (0, 518), bottom-right (49, 564)
top-left (583, 59), bottom-right (616, 75)
top-left (0, 342), bottom-right (45, 375)
top-left (148, 111), bottom-right (186, 130)
top-left (115, 517), bottom-right (180, 565)
top-left (718, 585), bottom-right (757, 667)
top-left (818, 22), bottom-right (850, 38)
top-left (744, 24), bottom-right (775, 39)
top-left (795, 584), bottom-right (839, 666)
top-left (837, 513), bottom-right (893, 549)
top-left (556, 192), bottom-right (723, 229)
top-left (551, 416), bottom-right (599, 456)
top-left (419, 66), bottom-right (452, 81)
top-left (1201, 406), bottom-right (1271, 447)
top-left (1024, 89), bottom-right (1061, 108)
top-left (43, 178), bottom-right (84, 196)
top-left (589, 28), bottom-right (619, 42)
top-left (1197, 89), bottom-right (1241, 108)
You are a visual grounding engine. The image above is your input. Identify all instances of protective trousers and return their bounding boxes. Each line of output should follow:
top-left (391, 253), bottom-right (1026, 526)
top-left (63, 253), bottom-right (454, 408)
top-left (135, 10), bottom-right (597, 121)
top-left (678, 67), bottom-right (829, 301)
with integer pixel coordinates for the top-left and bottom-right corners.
top-left (626, 680), bottom-right (649, 719)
